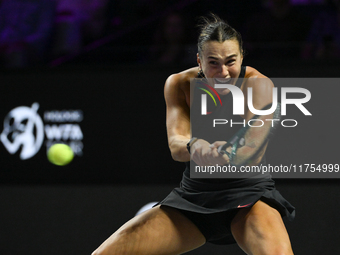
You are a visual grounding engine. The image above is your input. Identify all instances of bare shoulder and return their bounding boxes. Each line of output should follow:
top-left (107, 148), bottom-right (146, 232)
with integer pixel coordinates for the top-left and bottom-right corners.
top-left (164, 67), bottom-right (198, 104)
top-left (244, 66), bottom-right (268, 79)
top-left (165, 67), bottom-right (198, 90)
top-left (243, 66), bottom-right (274, 90)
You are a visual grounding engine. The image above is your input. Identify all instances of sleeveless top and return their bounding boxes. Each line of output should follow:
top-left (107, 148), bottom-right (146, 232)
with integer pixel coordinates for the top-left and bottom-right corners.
top-left (183, 66), bottom-right (270, 189)
top-left (158, 66), bottom-right (295, 223)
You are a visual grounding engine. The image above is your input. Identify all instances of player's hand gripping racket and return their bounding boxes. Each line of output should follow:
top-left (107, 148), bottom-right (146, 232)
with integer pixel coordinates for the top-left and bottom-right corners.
top-left (217, 103), bottom-right (281, 166)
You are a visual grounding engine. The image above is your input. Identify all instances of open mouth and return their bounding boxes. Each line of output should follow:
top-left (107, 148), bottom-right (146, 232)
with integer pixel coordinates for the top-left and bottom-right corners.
top-left (214, 78), bottom-right (232, 84)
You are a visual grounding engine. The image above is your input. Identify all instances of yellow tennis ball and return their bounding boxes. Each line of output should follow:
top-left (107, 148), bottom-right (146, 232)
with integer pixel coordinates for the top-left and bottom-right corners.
top-left (47, 143), bottom-right (74, 166)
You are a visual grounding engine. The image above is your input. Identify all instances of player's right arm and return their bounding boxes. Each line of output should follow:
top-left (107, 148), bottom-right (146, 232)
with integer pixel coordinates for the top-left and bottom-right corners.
top-left (164, 73), bottom-right (191, 162)
top-left (164, 72), bottom-right (229, 166)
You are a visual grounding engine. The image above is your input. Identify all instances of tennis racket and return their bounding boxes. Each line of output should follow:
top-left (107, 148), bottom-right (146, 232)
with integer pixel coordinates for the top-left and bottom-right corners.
top-left (217, 103), bottom-right (281, 167)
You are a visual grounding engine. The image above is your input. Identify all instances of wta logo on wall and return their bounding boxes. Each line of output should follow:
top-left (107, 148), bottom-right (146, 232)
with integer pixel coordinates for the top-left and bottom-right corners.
top-left (0, 102), bottom-right (84, 160)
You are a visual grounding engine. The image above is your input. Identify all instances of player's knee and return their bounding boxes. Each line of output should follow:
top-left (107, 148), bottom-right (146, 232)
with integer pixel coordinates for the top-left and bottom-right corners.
top-left (91, 249), bottom-right (101, 255)
top-left (91, 241), bottom-right (119, 255)
top-left (91, 247), bottom-right (107, 255)
top-left (91, 248), bottom-right (122, 255)
top-left (91, 217), bottom-right (149, 255)
top-left (91, 236), bottom-right (125, 255)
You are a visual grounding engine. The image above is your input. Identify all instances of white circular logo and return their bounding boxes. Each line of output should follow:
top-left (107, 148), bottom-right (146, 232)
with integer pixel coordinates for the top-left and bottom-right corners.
top-left (1, 103), bottom-right (44, 160)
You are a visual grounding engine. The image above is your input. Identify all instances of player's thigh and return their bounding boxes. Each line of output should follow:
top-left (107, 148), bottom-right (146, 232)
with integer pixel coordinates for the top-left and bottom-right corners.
top-left (230, 200), bottom-right (293, 255)
top-left (92, 205), bottom-right (206, 255)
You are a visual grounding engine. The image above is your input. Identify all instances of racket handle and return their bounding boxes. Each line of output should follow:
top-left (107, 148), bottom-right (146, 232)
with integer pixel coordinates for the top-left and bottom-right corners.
top-left (218, 143), bottom-right (229, 156)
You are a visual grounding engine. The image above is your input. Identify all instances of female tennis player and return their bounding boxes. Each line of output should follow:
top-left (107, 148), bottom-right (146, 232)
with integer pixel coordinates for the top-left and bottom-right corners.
top-left (92, 14), bottom-right (295, 255)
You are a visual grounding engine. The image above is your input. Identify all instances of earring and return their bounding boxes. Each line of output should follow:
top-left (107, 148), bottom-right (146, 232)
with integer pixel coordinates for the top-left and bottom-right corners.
top-left (198, 68), bottom-right (205, 78)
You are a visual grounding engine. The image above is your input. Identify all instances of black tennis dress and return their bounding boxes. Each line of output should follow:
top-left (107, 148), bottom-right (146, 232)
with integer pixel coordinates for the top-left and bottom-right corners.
top-left (158, 66), bottom-right (295, 245)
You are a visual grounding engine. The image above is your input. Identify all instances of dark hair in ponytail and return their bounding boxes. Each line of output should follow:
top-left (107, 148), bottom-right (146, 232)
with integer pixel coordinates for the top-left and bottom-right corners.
top-left (197, 13), bottom-right (244, 57)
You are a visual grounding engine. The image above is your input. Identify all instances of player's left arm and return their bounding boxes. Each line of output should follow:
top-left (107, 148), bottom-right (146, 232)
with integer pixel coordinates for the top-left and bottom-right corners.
top-left (242, 75), bottom-right (274, 121)
top-left (242, 73), bottom-right (275, 165)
